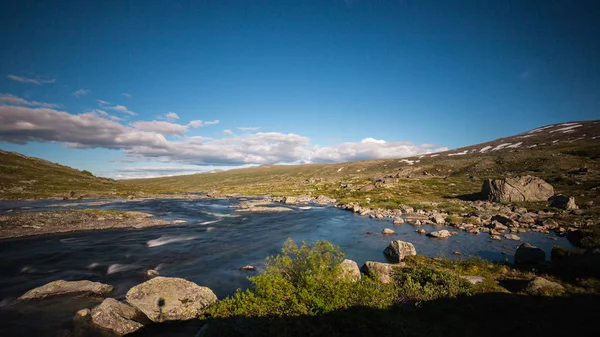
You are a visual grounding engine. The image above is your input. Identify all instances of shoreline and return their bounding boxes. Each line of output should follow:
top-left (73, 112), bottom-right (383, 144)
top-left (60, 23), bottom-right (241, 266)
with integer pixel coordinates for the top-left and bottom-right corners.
top-left (0, 209), bottom-right (182, 240)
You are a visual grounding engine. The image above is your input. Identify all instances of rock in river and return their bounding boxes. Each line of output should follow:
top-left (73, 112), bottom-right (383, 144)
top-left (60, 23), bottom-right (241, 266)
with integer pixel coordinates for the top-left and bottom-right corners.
top-left (382, 228), bottom-right (396, 235)
top-left (383, 240), bottom-right (416, 263)
top-left (514, 243), bottom-right (545, 265)
top-left (17, 280), bottom-right (114, 301)
top-left (427, 230), bottom-right (450, 239)
top-left (125, 277), bottom-right (217, 323)
top-left (90, 298), bottom-right (150, 336)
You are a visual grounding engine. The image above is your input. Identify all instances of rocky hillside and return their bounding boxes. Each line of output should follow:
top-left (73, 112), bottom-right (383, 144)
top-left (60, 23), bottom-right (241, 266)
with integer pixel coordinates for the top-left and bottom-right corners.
top-left (132, 120), bottom-right (600, 209)
top-left (0, 150), bottom-right (130, 199)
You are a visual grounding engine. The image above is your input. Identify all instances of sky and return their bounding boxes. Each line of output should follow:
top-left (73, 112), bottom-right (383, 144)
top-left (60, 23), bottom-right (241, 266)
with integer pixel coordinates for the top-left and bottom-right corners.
top-left (0, 0), bottom-right (599, 179)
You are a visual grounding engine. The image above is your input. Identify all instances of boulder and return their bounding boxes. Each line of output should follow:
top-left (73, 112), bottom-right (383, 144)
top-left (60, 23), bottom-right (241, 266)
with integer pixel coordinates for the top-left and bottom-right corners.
top-left (427, 230), bottom-right (451, 239)
top-left (282, 196), bottom-right (297, 205)
top-left (382, 228), bottom-right (396, 235)
top-left (393, 217), bottom-right (405, 225)
top-left (524, 277), bottom-right (564, 295)
top-left (146, 269), bottom-right (160, 279)
top-left (17, 280), bottom-right (114, 301)
top-left (515, 243), bottom-right (546, 264)
top-left (415, 229), bottom-right (426, 234)
top-left (91, 298), bottom-right (149, 336)
top-left (240, 265), bottom-right (256, 271)
top-left (549, 194), bottom-right (578, 210)
top-left (431, 214), bottom-right (445, 224)
top-left (339, 259), bottom-right (361, 282)
top-left (383, 240), bottom-right (416, 263)
top-left (360, 261), bottom-right (403, 284)
top-left (359, 184), bottom-right (376, 192)
top-left (125, 277), bottom-right (217, 323)
top-left (504, 234), bottom-right (521, 241)
top-left (481, 175), bottom-right (554, 202)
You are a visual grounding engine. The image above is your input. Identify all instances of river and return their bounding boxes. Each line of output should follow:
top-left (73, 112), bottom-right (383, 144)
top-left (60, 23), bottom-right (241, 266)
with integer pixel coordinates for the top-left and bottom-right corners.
top-left (0, 197), bottom-right (574, 336)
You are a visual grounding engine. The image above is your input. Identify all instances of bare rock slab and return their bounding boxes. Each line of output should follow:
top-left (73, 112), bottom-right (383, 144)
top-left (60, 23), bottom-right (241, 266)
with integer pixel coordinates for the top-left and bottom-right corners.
top-left (17, 280), bottom-right (114, 301)
top-left (125, 277), bottom-right (217, 323)
top-left (482, 175), bottom-right (554, 202)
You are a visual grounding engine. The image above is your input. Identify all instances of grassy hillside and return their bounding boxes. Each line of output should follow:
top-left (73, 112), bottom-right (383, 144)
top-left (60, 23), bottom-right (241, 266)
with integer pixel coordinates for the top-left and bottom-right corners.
top-left (131, 121), bottom-right (600, 211)
top-left (0, 150), bottom-right (139, 199)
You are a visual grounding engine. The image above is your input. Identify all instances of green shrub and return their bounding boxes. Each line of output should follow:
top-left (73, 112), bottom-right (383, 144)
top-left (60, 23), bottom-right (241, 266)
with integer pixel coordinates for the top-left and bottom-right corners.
top-left (81, 169), bottom-right (94, 177)
top-left (395, 266), bottom-right (472, 305)
top-left (208, 239), bottom-right (397, 318)
top-left (445, 214), bottom-right (461, 225)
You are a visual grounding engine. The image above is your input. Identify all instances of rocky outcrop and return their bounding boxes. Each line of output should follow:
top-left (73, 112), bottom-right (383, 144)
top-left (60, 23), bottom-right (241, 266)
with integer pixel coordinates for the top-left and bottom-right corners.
top-left (17, 280), bottom-right (114, 301)
top-left (515, 243), bottom-right (546, 264)
top-left (283, 196), bottom-right (297, 205)
top-left (524, 277), bottom-right (564, 295)
top-left (90, 298), bottom-right (150, 336)
top-left (481, 175), bottom-right (554, 202)
top-left (383, 240), bottom-right (416, 263)
top-left (427, 230), bottom-right (450, 239)
top-left (360, 261), bottom-right (403, 284)
top-left (125, 277), bottom-right (217, 323)
top-left (549, 194), bottom-right (578, 210)
top-left (339, 259), bottom-right (361, 282)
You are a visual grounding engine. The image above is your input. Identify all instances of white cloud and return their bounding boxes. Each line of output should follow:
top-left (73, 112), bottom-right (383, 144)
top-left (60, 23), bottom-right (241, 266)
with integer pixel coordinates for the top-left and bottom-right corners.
top-left (0, 105), bottom-right (167, 148)
top-left (122, 93), bottom-right (132, 98)
top-left (203, 120), bottom-right (219, 126)
top-left (164, 112), bottom-right (179, 121)
top-left (90, 109), bottom-right (122, 121)
top-left (0, 93), bottom-right (61, 109)
top-left (308, 138), bottom-right (448, 163)
top-left (107, 104), bottom-right (136, 116)
top-left (97, 100), bottom-right (110, 105)
top-left (7, 75), bottom-right (56, 85)
top-left (0, 104), bottom-right (447, 168)
top-left (224, 129), bottom-right (234, 136)
top-left (238, 127), bottom-right (259, 131)
top-left (72, 89), bottom-right (90, 97)
top-left (188, 120), bottom-right (203, 128)
top-left (133, 120), bottom-right (189, 136)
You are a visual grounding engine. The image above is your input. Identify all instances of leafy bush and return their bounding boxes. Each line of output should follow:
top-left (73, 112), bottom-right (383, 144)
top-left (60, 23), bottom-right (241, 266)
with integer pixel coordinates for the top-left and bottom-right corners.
top-left (208, 239), bottom-right (397, 318)
top-left (81, 169), bottom-right (94, 177)
top-left (395, 266), bottom-right (472, 305)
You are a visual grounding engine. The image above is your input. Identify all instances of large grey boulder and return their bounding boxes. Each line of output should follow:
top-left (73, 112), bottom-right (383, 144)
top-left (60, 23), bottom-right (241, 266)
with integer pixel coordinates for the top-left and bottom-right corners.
top-left (17, 280), bottom-right (113, 301)
top-left (514, 243), bottom-right (545, 264)
top-left (125, 277), bottom-right (217, 323)
top-left (360, 261), bottom-right (404, 284)
top-left (91, 298), bottom-right (150, 336)
top-left (549, 194), bottom-right (578, 210)
top-left (383, 240), bottom-right (416, 263)
top-left (427, 230), bottom-right (451, 239)
top-left (339, 259), bottom-right (361, 282)
top-left (481, 175), bottom-right (554, 202)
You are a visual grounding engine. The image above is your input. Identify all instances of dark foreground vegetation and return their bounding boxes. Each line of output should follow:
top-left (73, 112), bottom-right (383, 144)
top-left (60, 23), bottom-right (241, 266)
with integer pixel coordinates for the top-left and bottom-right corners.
top-left (191, 239), bottom-right (600, 337)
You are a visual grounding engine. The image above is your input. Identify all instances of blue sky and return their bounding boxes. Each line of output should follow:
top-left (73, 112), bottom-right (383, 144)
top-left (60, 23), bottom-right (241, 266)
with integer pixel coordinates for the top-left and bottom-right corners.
top-left (1, 0), bottom-right (598, 178)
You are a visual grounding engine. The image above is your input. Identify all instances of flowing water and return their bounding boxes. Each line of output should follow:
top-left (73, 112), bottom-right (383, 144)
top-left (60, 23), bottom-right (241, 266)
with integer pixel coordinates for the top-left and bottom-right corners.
top-left (0, 197), bottom-right (574, 336)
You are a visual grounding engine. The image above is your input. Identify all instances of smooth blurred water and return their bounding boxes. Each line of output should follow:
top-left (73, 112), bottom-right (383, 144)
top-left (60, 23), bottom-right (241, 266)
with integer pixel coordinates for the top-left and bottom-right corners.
top-left (0, 197), bottom-right (574, 302)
